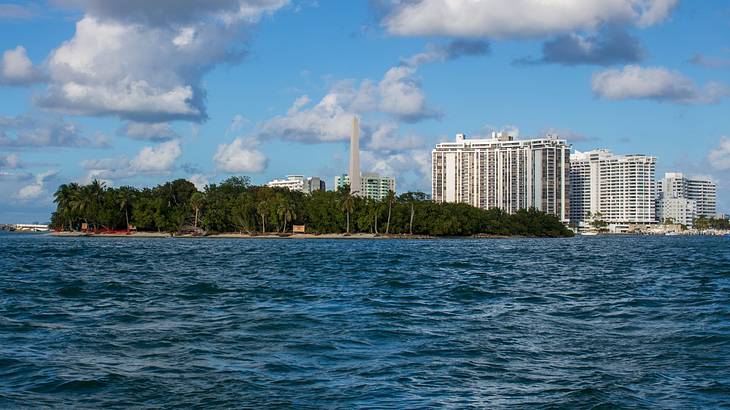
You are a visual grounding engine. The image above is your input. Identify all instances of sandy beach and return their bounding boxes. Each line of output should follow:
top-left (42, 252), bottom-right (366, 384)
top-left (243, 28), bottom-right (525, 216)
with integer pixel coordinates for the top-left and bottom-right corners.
top-left (50, 231), bottom-right (434, 239)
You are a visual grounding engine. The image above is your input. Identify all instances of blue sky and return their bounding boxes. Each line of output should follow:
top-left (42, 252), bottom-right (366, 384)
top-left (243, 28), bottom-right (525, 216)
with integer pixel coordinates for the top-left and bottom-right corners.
top-left (1, 0), bottom-right (729, 222)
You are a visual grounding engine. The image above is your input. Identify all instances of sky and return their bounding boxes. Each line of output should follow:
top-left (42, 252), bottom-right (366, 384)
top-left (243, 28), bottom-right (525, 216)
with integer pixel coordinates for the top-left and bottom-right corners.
top-left (1, 0), bottom-right (729, 223)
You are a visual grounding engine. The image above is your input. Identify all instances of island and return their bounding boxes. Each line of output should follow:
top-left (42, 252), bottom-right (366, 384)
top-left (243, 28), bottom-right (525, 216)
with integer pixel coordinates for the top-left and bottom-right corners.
top-left (50, 177), bottom-right (574, 238)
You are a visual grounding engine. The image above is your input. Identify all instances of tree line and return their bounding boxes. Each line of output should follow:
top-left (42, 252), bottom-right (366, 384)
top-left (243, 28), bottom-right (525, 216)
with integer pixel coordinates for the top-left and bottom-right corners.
top-left (51, 177), bottom-right (573, 237)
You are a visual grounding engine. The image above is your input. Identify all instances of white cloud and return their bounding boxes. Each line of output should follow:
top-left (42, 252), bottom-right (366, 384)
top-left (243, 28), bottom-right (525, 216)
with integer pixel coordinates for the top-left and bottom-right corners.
top-left (130, 140), bottom-right (182, 173)
top-left (188, 174), bottom-right (210, 190)
top-left (0, 115), bottom-right (110, 148)
top-left (259, 91), bottom-right (358, 142)
top-left (403, 39), bottom-right (490, 66)
top-left (0, 153), bottom-right (21, 169)
top-left (80, 140), bottom-right (183, 183)
top-left (592, 65), bottom-right (730, 104)
top-left (118, 121), bottom-right (180, 142)
top-left (378, 65), bottom-right (439, 122)
top-left (367, 122), bottom-right (426, 152)
top-left (0, 45), bottom-right (43, 85)
top-left (17, 170), bottom-right (57, 200)
top-left (709, 137), bottom-right (730, 171)
top-left (260, 66), bottom-right (439, 142)
top-left (38, 1), bottom-right (289, 121)
top-left (213, 137), bottom-right (267, 173)
top-left (382, 0), bottom-right (677, 38)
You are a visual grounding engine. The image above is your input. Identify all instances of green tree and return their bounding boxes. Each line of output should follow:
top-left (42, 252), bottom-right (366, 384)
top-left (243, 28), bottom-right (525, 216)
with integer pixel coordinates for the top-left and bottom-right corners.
top-left (340, 190), bottom-right (356, 234)
top-left (190, 192), bottom-right (205, 229)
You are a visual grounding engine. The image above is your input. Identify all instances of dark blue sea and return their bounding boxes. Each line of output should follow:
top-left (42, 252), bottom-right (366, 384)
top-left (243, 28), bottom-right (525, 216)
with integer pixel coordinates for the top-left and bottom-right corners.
top-left (1, 233), bottom-right (729, 408)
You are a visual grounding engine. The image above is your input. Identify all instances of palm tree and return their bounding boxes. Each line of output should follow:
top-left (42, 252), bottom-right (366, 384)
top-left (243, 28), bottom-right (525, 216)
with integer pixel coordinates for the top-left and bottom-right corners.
top-left (384, 190), bottom-right (395, 235)
top-left (53, 183), bottom-right (76, 231)
top-left (277, 200), bottom-right (296, 233)
top-left (117, 186), bottom-right (136, 231)
top-left (340, 190), bottom-right (356, 234)
top-left (257, 200), bottom-right (270, 233)
top-left (87, 179), bottom-right (106, 230)
top-left (190, 192), bottom-right (205, 229)
top-left (409, 200), bottom-right (415, 235)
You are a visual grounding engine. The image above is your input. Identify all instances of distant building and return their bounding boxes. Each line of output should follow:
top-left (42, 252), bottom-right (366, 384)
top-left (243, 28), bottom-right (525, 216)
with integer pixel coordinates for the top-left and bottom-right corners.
top-left (335, 173), bottom-right (395, 201)
top-left (432, 132), bottom-right (570, 221)
top-left (570, 149), bottom-right (656, 225)
top-left (657, 197), bottom-right (697, 227)
top-left (267, 175), bottom-right (326, 194)
top-left (656, 172), bottom-right (716, 226)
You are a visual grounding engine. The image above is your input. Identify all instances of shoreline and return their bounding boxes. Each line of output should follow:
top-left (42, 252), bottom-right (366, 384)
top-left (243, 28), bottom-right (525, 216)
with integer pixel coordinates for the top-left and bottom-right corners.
top-left (49, 231), bottom-right (439, 240)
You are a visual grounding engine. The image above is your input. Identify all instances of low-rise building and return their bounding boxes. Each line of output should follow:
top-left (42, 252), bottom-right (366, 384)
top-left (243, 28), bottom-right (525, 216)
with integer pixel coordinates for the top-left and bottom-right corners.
top-left (267, 175), bottom-right (326, 194)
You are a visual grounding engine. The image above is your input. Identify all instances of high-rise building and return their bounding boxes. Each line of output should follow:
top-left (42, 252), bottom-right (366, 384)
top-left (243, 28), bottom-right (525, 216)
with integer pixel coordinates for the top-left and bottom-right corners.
top-left (267, 175), bottom-right (326, 194)
top-left (432, 132), bottom-right (570, 221)
top-left (656, 172), bottom-right (716, 223)
top-left (657, 196), bottom-right (697, 227)
top-left (349, 116), bottom-right (362, 196)
top-left (335, 173), bottom-right (395, 201)
top-left (570, 150), bottom-right (656, 225)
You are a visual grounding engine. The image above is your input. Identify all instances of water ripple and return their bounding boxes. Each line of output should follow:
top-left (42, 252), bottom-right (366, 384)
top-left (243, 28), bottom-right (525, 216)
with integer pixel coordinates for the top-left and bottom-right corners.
top-left (1, 233), bottom-right (729, 408)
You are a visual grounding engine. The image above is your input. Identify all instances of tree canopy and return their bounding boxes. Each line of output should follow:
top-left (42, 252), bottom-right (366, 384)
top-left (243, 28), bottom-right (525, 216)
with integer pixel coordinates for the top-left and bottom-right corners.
top-left (51, 177), bottom-right (573, 237)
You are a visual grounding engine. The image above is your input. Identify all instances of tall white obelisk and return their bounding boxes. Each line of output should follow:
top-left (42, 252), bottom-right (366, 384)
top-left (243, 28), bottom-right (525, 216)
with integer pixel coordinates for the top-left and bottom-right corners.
top-left (349, 116), bottom-right (362, 196)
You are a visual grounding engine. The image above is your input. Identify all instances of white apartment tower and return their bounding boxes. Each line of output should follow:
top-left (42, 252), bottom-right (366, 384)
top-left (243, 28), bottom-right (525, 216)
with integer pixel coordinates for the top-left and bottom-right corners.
top-left (656, 172), bottom-right (717, 225)
top-left (432, 132), bottom-right (570, 221)
top-left (570, 150), bottom-right (657, 224)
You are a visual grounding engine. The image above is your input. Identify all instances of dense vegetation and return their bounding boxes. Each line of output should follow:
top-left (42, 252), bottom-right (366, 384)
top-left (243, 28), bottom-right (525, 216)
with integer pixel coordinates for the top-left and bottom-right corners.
top-left (693, 216), bottom-right (730, 230)
top-left (51, 177), bottom-right (573, 237)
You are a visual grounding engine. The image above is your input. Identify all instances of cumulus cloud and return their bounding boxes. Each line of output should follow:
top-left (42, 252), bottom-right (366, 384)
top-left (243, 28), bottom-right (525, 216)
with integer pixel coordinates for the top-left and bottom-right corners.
top-left (0, 45), bottom-right (43, 85)
top-left (0, 115), bottom-right (110, 148)
top-left (259, 93), bottom-right (356, 142)
top-left (17, 170), bottom-right (57, 200)
top-left (592, 65), bottom-right (730, 104)
top-left (260, 67), bottom-right (438, 142)
top-left (129, 140), bottom-right (182, 173)
top-left (80, 140), bottom-right (183, 183)
top-left (378, 65), bottom-right (440, 122)
top-left (0, 153), bottom-right (22, 169)
top-left (404, 39), bottom-right (490, 66)
top-left (382, 0), bottom-right (677, 38)
top-left (709, 137), bottom-right (730, 171)
top-left (188, 174), bottom-right (210, 190)
top-left (213, 137), bottom-right (267, 173)
top-left (118, 121), bottom-right (180, 142)
top-left (366, 122), bottom-right (427, 152)
top-left (516, 29), bottom-right (644, 66)
top-left (37, 1), bottom-right (289, 122)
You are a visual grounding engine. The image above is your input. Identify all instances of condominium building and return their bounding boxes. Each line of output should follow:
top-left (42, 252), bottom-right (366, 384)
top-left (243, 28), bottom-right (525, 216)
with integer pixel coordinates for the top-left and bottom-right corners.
top-left (267, 175), bottom-right (325, 194)
top-left (570, 150), bottom-right (656, 224)
top-left (657, 197), bottom-right (697, 227)
top-left (335, 173), bottom-right (395, 201)
top-left (656, 172), bottom-right (716, 224)
top-left (432, 132), bottom-right (570, 221)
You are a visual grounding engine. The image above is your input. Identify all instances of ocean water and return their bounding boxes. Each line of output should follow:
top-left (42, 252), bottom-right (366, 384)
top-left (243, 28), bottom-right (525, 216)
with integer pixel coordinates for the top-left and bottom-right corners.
top-left (0, 233), bottom-right (729, 408)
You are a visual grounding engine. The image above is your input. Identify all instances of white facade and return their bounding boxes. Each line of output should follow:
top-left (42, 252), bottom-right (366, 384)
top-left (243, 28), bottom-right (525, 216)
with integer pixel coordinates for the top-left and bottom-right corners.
top-left (335, 173), bottom-right (395, 201)
top-left (570, 149), bottom-right (657, 224)
top-left (657, 197), bottom-right (697, 227)
top-left (432, 132), bottom-right (570, 221)
top-left (657, 172), bottom-right (717, 221)
top-left (267, 175), bottom-right (325, 194)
